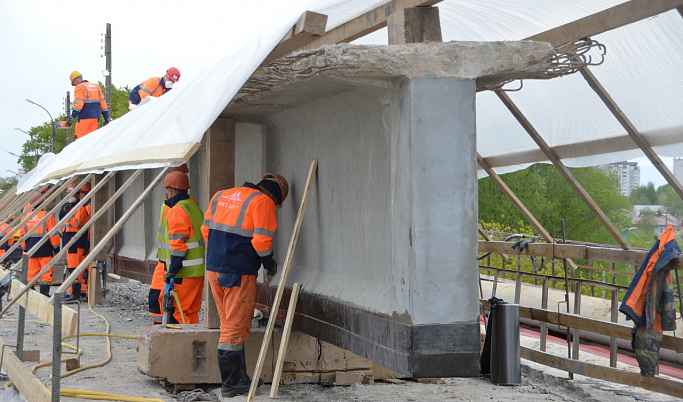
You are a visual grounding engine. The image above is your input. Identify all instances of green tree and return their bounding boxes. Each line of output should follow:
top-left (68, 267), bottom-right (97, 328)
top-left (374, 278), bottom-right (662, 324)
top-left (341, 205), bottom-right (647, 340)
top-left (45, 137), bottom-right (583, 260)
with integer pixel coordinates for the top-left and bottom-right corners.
top-left (629, 182), bottom-right (657, 205)
top-left (658, 185), bottom-right (683, 219)
top-left (478, 164), bottom-right (631, 245)
top-left (18, 83), bottom-right (131, 173)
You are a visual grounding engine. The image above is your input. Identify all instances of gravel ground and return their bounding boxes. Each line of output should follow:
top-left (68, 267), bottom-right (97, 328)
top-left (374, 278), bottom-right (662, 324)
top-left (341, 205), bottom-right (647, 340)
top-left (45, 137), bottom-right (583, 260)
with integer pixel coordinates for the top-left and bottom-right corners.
top-left (0, 278), bottom-right (680, 402)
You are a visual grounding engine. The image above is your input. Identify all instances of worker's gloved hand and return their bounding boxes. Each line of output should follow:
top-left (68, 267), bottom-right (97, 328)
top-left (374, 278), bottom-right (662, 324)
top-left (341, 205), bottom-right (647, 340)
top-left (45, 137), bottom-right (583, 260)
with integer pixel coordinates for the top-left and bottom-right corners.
top-left (163, 271), bottom-right (176, 284)
top-left (266, 259), bottom-right (278, 280)
top-left (66, 117), bottom-right (74, 127)
top-left (103, 117), bottom-right (112, 126)
top-left (53, 123), bottom-right (62, 129)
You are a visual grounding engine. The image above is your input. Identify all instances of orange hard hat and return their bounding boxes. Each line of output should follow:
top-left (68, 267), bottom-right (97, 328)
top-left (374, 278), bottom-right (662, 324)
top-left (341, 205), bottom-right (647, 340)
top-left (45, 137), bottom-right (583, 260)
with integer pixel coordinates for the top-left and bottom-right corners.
top-left (261, 173), bottom-right (288, 206)
top-left (166, 67), bottom-right (181, 82)
top-left (170, 163), bottom-right (189, 174)
top-left (66, 183), bottom-right (77, 193)
top-left (164, 171), bottom-right (190, 190)
top-left (80, 182), bottom-right (92, 192)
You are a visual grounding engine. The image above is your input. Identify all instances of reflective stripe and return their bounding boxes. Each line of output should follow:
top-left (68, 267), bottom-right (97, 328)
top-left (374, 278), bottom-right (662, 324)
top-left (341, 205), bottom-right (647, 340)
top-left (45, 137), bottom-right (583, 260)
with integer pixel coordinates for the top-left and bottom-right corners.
top-left (182, 258), bottom-right (204, 267)
top-left (171, 249), bottom-right (186, 257)
top-left (168, 233), bottom-right (188, 240)
top-left (141, 88), bottom-right (153, 95)
top-left (186, 239), bottom-right (204, 249)
top-left (218, 343), bottom-right (243, 351)
top-left (257, 248), bottom-right (272, 257)
top-left (158, 227), bottom-right (165, 234)
top-left (235, 192), bottom-right (260, 229)
top-left (254, 227), bottom-right (275, 237)
top-left (206, 221), bottom-right (253, 237)
top-left (158, 243), bottom-right (171, 250)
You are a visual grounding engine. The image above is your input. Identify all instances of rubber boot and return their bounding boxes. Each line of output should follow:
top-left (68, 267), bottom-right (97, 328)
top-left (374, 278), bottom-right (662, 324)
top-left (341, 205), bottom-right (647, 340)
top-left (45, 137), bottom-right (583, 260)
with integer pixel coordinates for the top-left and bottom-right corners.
top-left (241, 350), bottom-right (263, 390)
top-left (39, 284), bottom-right (50, 297)
top-left (65, 284), bottom-right (81, 301)
top-left (218, 348), bottom-right (261, 399)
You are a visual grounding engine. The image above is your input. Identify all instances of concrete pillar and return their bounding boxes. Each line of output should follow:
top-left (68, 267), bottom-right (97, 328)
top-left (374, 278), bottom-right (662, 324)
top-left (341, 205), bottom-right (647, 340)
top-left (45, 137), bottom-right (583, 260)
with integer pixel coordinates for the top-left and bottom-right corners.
top-left (394, 76), bottom-right (480, 375)
top-left (203, 117), bottom-right (235, 329)
top-left (387, 7), bottom-right (442, 45)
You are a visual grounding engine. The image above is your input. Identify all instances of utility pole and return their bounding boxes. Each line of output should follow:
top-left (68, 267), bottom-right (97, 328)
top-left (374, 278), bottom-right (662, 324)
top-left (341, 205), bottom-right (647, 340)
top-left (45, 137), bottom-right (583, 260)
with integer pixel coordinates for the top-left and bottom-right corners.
top-left (65, 91), bottom-right (72, 145)
top-left (103, 23), bottom-right (112, 109)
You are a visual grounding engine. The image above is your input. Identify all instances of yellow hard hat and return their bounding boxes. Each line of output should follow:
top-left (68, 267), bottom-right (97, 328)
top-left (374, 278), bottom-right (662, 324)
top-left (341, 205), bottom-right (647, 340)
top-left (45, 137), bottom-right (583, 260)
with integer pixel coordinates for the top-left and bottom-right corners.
top-left (70, 71), bottom-right (82, 85)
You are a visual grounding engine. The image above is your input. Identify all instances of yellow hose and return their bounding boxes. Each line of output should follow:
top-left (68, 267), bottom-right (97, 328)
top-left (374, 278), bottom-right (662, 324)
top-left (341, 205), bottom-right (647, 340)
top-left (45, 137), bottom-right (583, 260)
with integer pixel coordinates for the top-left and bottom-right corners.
top-left (7, 266), bottom-right (164, 401)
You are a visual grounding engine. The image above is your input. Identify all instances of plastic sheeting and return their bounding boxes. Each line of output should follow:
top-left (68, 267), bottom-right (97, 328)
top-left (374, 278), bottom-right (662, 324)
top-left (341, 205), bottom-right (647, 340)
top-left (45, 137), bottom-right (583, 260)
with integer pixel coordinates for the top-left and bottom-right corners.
top-left (17, 0), bottom-right (683, 192)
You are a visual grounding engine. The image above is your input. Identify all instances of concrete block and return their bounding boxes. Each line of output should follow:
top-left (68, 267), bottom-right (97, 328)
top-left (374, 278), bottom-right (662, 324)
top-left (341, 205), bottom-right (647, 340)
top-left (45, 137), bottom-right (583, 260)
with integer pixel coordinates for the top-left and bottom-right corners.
top-left (334, 371), bottom-right (365, 386)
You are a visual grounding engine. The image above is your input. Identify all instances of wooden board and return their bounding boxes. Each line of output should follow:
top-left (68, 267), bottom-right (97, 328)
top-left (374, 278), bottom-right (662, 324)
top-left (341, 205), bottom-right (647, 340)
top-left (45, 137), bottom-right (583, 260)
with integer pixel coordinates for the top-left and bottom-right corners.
top-left (270, 282), bottom-right (301, 398)
top-left (0, 335), bottom-right (51, 402)
top-left (263, 11), bottom-right (328, 65)
top-left (248, 160), bottom-right (317, 401)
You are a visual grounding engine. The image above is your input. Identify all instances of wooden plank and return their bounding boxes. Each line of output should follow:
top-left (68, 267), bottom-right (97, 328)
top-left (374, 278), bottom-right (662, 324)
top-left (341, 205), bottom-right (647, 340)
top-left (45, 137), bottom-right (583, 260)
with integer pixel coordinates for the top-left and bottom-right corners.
top-left (248, 160), bottom-right (318, 401)
top-left (521, 346), bottom-right (683, 399)
top-left (526, 0), bottom-right (683, 47)
top-left (495, 91), bottom-right (631, 250)
top-left (299, 0), bottom-right (444, 51)
top-left (263, 11), bottom-right (328, 65)
top-left (387, 6), bottom-right (442, 45)
top-left (1, 268), bottom-right (78, 336)
top-left (0, 335), bottom-right (51, 402)
top-left (270, 282), bottom-right (301, 398)
top-left (204, 117), bottom-right (235, 329)
top-left (580, 66), bottom-right (683, 202)
top-left (478, 225), bottom-right (509, 260)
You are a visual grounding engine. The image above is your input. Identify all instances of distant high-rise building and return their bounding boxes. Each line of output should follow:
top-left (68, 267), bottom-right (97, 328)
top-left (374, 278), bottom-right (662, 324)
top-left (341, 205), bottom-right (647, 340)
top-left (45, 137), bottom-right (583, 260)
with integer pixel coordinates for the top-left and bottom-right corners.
top-left (599, 161), bottom-right (640, 197)
top-left (674, 157), bottom-right (683, 186)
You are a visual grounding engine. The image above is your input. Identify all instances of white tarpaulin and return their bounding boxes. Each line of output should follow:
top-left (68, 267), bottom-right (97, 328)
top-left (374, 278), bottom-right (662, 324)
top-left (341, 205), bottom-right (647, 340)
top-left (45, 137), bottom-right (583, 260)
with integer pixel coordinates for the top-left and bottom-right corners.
top-left (18, 0), bottom-right (683, 192)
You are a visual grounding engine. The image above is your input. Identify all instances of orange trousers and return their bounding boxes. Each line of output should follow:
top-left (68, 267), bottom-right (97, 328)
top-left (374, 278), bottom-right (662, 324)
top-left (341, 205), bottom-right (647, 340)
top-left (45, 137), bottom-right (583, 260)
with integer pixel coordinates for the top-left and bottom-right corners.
top-left (74, 118), bottom-right (99, 140)
top-left (149, 262), bottom-right (204, 324)
top-left (28, 256), bottom-right (53, 283)
top-left (207, 271), bottom-right (257, 345)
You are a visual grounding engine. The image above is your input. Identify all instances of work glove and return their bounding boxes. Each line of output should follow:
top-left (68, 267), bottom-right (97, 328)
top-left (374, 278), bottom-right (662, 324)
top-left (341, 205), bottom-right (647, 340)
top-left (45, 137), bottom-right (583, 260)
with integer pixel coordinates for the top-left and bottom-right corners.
top-left (66, 117), bottom-right (74, 127)
top-left (266, 259), bottom-right (278, 281)
top-left (163, 271), bottom-right (176, 284)
top-left (53, 123), bottom-right (62, 129)
top-left (103, 116), bottom-right (112, 126)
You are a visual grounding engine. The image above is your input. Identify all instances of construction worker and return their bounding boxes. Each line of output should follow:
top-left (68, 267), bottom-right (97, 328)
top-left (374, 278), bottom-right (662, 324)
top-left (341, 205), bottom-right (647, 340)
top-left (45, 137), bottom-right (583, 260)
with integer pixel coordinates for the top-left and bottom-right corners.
top-left (61, 182), bottom-right (91, 301)
top-left (201, 173), bottom-right (288, 398)
top-left (128, 67), bottom-right (180, 110)
top-left (20, 192), bottom-right (60, 296)
top-left (65, 71), bottom-right (112, 140)
top-left (0, 217), bottom-right (15, 259)
top-left (152, 167), bottom-right (205, 325)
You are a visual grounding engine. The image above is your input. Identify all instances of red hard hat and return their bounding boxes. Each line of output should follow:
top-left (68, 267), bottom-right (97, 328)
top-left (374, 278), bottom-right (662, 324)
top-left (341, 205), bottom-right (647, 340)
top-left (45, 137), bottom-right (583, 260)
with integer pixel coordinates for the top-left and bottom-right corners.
top-left (170, 163), bottom-right (189, 174)
top-left (262, 173), bottom-right (288, 206)
top-left (166, 67), bottom-right (181, 82)
top-left (164, 171), bottom-right (190, 190)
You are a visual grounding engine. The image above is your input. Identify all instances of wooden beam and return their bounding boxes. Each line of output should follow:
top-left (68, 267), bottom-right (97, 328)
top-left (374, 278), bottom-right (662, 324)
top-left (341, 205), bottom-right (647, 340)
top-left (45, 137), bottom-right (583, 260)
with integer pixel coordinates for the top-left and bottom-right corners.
top-left (579, 66), bottom-right (683, 201)
top-left (521, 347), bottom-right (683, 399)
top-left (0, 336), bottom-right (51, 402)
top-left (478, 225), bottom-right (509, 260)
top-left (477, 153), bottom-right (553, 242)
top-left (298, 0), bottom-right (444, 51)
top-left (495, 91), bottom-right (631, 250)
top-left (526, 0), bottom-right (683, 47)
top-left (387, 6), bottom-right (442, 45)
top-left (263, 11), bottom-right (328, 65)
top-left (270, 282), bottom-right (301, 398)
top-left (204, 118), bottom-right (235, 329)
top-left (248, 160), bottom-right (318, 401)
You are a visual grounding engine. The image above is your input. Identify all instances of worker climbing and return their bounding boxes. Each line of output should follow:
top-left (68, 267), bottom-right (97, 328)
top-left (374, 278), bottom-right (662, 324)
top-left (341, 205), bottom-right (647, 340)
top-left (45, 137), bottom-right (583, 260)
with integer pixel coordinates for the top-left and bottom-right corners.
top-left (128, 67), bottom-right (180, 110)
top-left (60, 71), bottom-right (112, 140)
top-left (201, 172), bottom-right (288, 399)
top-left (148, 165), bottom-right (205, 325)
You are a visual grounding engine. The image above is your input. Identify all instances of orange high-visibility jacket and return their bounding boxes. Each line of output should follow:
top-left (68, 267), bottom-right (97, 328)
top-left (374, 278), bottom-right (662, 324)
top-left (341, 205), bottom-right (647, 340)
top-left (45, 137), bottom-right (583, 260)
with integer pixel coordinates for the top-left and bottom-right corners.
top-left (72, 81), bottom-right (108, 120)
top-left (21, 210), bottom-right (60, 258)
top-left (62, 201), bottom-right (91, 252)
top-left (0, 222), bottom-right (14, 252)
top-left (130, 77), bottom-right (169, 106)
top-left (202, 183), bottom-right (277, 275)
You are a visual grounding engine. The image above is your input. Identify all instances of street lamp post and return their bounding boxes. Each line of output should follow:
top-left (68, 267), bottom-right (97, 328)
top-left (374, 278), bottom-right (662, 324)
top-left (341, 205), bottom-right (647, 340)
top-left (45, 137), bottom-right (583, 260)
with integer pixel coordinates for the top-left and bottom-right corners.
top-left (14, 127), bottom-right (41, 165)
top-left (26, 99), bottom-right (56, 153)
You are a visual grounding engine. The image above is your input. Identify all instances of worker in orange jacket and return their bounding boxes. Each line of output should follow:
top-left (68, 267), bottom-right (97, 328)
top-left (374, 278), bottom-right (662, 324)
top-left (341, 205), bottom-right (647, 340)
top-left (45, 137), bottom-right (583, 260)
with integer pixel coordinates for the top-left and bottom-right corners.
top-left (128, 67), bottom-right (180, 110)
top-left (201, 173), bottom-right (288, 398)
top-left (61, 182), bottom-right (92, 301)
top-left (64, 71), bottom-right (111, 140)
top-left (149, 165), bottom-right (205, 325)
top-left (21, 194), bottom-right (60, 296)
top-left (0, 217), bottom-right (16, 259)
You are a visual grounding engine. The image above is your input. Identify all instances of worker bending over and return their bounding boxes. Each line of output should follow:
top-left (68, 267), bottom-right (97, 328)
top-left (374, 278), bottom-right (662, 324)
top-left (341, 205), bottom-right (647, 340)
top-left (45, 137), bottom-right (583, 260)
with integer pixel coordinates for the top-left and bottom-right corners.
top-left (152, 168), bottom-right (205, 324)
top-left (61, 182), bottom-right (92, 301)
top-left (128, 67), bottom-right (180, 110)
top-left (202, 173), bottom-right (288, 398)
top-left (64, 71), bottom-right (111, 140)
top-left (20, 193), bottom-right (60, 296)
